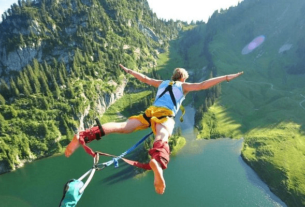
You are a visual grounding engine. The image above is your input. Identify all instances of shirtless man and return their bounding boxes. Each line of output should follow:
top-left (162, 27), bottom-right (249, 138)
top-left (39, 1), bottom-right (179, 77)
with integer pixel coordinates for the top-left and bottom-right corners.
top-left (65, 64), bottom-right (243, 194)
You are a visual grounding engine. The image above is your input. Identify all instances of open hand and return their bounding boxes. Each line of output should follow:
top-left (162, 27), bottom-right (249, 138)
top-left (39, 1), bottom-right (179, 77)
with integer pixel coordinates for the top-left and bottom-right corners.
top-left (119, 64), bottom-right (129, 73)
top-left (227, 71), bottom-right (243, 82)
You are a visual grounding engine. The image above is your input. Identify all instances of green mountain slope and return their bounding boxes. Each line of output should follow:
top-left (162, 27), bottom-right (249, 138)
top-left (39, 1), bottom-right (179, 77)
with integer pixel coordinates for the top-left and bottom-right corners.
top-left (0, 0), bottom-right (183, 173)
top-left (172, 0), bottom-right (305, 206)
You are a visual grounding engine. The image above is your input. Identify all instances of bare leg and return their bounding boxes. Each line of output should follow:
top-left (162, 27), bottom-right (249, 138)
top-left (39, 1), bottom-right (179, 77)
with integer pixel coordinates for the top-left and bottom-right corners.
top-left (65, 119), bottom-right (144, 157)
top-left (102, 118), bottom-right (143, 135)
top-left (150, 123), bottom-right (171, 194)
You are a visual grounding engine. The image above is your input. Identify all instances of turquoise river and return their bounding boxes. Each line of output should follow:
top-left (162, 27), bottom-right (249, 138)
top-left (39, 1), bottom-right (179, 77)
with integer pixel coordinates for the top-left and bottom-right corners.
top-left (0, 106), bottom-right (286, 207)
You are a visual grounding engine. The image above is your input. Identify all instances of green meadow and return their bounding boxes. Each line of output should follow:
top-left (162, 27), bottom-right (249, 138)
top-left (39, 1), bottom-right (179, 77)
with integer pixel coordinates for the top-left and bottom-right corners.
top-left (198, 23), bottom-right (305, 206)
top-left (142, 20), bottom-right (305, 205)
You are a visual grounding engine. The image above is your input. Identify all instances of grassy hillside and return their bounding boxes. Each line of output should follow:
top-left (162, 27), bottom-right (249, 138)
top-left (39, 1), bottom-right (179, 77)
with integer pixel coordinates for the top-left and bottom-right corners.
top-left (160, 0), bottom-right (305, 206)
top-left (207, 5), bottom-right (305, 207)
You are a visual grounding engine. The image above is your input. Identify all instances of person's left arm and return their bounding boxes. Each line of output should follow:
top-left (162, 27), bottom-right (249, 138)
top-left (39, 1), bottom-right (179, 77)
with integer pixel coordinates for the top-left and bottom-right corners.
top-left (119, 64), bottom-right (162, 88)
top-left (182, 72), bottom-right (243, 94)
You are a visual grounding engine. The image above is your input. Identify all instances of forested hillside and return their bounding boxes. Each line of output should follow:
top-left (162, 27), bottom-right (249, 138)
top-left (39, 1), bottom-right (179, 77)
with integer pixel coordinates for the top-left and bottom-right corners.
top-left (0, 0), bottom-right (183, 173)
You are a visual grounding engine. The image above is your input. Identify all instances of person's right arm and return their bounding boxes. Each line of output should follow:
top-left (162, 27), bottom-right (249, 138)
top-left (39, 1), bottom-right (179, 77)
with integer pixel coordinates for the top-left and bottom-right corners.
top-left (119, 64), bottom-right (162, 88)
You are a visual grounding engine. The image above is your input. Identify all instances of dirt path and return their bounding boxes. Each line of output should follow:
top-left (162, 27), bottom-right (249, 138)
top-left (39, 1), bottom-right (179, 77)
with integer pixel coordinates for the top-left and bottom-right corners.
top-left (300, 94), bottom-right (305, 110)
top-left (236, 80), bottom-right (305, 111)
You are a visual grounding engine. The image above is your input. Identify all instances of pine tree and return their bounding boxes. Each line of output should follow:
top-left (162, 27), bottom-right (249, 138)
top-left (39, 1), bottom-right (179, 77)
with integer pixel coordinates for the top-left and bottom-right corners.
top-left (0, 94), bottom-right (5, 105)
top-left (43, 61), bottom-right (53, 81)
top-left (33, 59), bottom-right (40, 76)
top-left (26, 65), bottom-right (41, 93)
top-left (10, 78), bottom-right (20, 97)
top-left (58, 70), bottom-right (65, 86)
top-left (38, 69), bottom-right (51, 95)
top-left (0, 79), bottom-right (11, 99)
top-left (65, 79), bottom-right (75, 98)
top-left (41, 97), bottom-right (49, 110)
top-left (52, 58), bottom-right (58, 70)
top-left (19, 33), bottom-right (25, 46)
top-left (59, 62), bottom-right (67, 81)
top-left (20, 71), bottom-right (33, 95)
top-left (16, 77), bottom-right (24, 95)
top-left (51, 75), bottom-right (60, 99)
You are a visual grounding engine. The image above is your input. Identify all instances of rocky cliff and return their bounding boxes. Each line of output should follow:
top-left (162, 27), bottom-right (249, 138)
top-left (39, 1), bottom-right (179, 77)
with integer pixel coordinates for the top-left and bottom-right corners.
top-left (79, 79), bottom-right (127, 130)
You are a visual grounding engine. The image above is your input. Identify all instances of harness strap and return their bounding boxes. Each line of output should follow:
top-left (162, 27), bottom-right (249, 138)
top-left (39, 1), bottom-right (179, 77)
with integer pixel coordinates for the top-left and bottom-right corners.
top-left (157, 82), bottom-right (177, 109)
top-left (179, 105), bottom-right (185, 122)
top-left (142, 113), bottom-right (174, 127)
top-left (79, 137), bottom-right (96, 157)
top-left (96, 132), bottom-right (154, 169)
top-left (95, 118), bottom-right (105, 140)
top-left (143, 113), bottom-right (152, 127)
top-left (154, 81), bottom-right (186, 122)
top-left (96, 140), bottom-right (170, 170)
top-left (96, 151), bottom-right (152, 170)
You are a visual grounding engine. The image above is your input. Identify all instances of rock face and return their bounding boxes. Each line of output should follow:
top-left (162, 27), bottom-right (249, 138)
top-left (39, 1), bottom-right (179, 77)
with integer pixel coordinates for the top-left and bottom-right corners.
top-left (96, 81), bottom-right (126, 116)
top-left (138, 22), bottom-right (160, 42)
top-left (79, 79), bottom-right (127, 130)
top-left (0, 16), bottom-right (166, 76)
top-left (0, 16), bottom-right (44, 74)
top-left (0, 45), bottom-right (42, 73)
top-left (0, 0), bottom-right (180, 76)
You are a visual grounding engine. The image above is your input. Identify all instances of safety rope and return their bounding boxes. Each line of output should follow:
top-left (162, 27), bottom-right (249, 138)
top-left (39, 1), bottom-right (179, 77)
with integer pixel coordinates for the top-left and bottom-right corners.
top-left (95, 131), bottom-right (153, 170)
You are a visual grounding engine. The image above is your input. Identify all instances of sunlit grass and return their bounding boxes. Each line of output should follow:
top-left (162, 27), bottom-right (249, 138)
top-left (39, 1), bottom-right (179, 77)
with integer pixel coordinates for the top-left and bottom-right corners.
top-left (196, 102), bottom-right (243, 139)
top-left (242, 122), bottom-right (305, 206)
top-left (170, 136), bottom-right (186, 156)
top-left (100, 91), bottom-right (151, 123)
top-left (194, 23), bottom-right (305, 205)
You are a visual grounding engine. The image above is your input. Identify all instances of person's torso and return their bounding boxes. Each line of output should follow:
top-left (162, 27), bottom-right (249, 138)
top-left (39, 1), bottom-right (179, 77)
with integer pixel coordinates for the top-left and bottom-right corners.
top-left (153, 80), bottom-right (185, 115)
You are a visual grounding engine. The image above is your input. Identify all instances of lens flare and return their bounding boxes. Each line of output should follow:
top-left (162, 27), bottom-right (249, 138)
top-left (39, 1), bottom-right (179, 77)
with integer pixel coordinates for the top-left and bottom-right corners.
top-left (242, 35), bottom-right (265, 55)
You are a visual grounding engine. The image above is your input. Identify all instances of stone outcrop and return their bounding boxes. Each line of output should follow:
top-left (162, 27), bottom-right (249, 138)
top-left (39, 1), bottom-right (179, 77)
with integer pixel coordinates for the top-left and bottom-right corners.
top-left (138, 22), bottom-right (160, 42)
top-left (79, 79), bottom-right (127, 130)
top-left (0, 44), bottom-right (42, 74)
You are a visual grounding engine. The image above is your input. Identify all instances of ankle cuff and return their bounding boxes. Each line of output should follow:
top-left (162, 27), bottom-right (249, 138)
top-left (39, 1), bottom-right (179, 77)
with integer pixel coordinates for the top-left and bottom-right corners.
top-left (95, 118), bottom-right (105, 139)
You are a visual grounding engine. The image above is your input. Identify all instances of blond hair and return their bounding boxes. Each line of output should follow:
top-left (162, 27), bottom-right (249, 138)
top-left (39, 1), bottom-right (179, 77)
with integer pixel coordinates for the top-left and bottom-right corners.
top-left (171, 68), bottom-right (189, 81)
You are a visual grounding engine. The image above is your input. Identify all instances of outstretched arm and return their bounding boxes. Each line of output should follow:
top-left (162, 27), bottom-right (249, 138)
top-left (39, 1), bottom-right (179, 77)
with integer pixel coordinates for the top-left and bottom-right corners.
top-left (119, 64), bottom-right (162, 88)
top-left (183, 72), bottom-right (243, 94)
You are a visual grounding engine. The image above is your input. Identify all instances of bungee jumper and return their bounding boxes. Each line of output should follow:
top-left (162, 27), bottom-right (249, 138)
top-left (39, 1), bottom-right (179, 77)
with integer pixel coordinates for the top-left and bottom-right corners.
top-left (64, 64), bottom-right (243, 196)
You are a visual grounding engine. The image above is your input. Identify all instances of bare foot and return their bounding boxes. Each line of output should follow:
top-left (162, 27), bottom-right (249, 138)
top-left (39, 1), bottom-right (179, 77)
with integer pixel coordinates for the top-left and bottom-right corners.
top-left (65, 134), bottom-right (80, 157)
top-left (149, 159), bottom-right (166, 194)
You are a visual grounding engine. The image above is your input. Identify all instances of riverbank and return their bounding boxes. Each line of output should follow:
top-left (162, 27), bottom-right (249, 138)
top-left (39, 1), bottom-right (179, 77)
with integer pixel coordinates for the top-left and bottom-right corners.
top-left (196, 99), bottom-right (305, 207)
top-left (0, 126), bottom-right (286, 207)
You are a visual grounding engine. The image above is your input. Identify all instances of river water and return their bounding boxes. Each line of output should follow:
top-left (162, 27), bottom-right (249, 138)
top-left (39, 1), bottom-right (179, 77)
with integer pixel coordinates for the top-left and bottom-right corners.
top-left (0, 106), bottom-right (286, 207)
